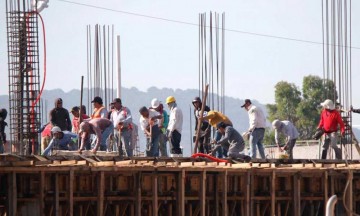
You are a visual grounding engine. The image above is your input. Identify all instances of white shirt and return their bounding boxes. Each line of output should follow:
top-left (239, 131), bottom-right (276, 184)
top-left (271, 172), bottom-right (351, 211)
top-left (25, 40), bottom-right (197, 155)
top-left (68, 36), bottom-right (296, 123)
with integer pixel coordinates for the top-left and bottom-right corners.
top-left (110, 107), bottom-right (132, 128)
top-left (139, 110), bottom-right (160, 131)
top-left (247, 104), bottom-right (266, 131)
top-left (167, 106), bottom-right (183, 134)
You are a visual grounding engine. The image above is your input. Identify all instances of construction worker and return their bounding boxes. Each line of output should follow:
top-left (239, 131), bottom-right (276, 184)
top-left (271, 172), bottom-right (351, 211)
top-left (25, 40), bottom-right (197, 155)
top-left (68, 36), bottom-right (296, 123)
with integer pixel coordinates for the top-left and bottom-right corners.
top-left (192, 97), bottom-right (211, 154)
top-left (210, 122), bottom-right (251, 161)
top-left (272, 119), bottom-right (299, 159)
top-left (78, 118), bottom-right (114, 154)
top-left (0, 109), bottom-right (8, 153)
top-left (70, 106), bottom-right (90, 134)
top-left (40, 123), bottom-right (52, 153)
top-left (49, 98), bottom-right (72, 131)
top-left (150, 98), bottom-right (169, 157)
top-left (241, 99), bottom-right (266, 159)
top-left (200, 110), bottom-right (232, 158)
top-left (139, 106), bottom-right (163, 157)
top-left (318, 99), bottom-right (345, 159)
top-left (110, 98), bottom-right (133, 156)
top-left (42, 126), bottom-right (78, 156)
top-left (91, 96), bottom-right (108, 119)
top-left (166, 96), bottom-right (183, 156)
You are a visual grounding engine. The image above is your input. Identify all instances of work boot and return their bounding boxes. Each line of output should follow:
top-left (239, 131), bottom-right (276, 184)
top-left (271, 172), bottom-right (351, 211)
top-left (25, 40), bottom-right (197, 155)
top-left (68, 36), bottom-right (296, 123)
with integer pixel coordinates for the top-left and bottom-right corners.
top-left (334, 148), bottom-right (342, 160)
top-left (321, 149), bottom-right (328, 159)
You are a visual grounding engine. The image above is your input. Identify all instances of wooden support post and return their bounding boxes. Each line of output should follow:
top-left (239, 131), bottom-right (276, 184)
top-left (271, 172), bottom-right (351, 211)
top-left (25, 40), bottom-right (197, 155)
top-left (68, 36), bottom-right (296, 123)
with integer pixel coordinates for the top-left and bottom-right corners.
top-left (324, 171), bottom-right (328, 215)
top-left (347, 170), bottom-right (353, 215)
top-left (8, 172), bottom-right (17, 216)
top-left (55, 173), bottom-right (59, 216)
top-left (177, 169), bottom-right (185, 216)
top-left (246, 171), bottom-right (251, 216)
top-left (135, 173), bottom-right (142, 216)
top-left (200, 170), bottom-right (206, 216)
top-left (222, 170), bottom-right (228, 216)
top-left (97, 171), bottom-right (105, 216)
top-left (293, 173), bottom-right (301, 216)
top-left (69, 169), bottom-right (74, 216)
top-left (215, 174), bottom-right (219, 216)
top-left (40, 171), bottom-right (45, 216)
top-left (271, 171), bottom-right (276, 216)
top-left (153, 174), bottom-right (158, 216)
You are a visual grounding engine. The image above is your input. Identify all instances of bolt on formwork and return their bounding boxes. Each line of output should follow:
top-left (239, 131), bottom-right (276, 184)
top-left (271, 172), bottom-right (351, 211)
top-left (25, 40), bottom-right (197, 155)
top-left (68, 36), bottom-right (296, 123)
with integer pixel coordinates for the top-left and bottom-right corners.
top-left (6, 0), bottom-right (41, 155)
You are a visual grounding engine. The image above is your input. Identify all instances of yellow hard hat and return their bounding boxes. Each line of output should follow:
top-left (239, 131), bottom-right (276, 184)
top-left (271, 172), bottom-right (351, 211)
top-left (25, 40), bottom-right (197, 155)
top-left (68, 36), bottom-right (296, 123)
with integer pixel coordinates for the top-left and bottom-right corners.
top-left (166, 96), bottom-right (176, 104)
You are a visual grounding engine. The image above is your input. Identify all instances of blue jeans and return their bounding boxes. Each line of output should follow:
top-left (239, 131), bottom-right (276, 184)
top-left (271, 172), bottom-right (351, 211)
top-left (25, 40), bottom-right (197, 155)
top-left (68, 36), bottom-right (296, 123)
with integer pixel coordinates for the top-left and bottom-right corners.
top-left (146, 135), bottom-right (160, 157)
top-left (214, 131), bottom-right (228, 158)
top-left (91, 124), bottom-right (114, 150)
top-left (114, 129), bottom-right (133, 157)
top-left (249, 128), bottom-right (266, 159)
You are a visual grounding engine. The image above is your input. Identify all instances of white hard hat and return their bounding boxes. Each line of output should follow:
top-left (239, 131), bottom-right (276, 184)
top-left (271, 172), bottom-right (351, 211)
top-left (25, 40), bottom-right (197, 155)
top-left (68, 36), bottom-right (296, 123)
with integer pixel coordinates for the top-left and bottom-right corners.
top-left (320, 99), bottom-right (335, 110)
top-left (51, 126), bottom-right (61, 133)
top-left (151, 98), bottom-right (160, 109)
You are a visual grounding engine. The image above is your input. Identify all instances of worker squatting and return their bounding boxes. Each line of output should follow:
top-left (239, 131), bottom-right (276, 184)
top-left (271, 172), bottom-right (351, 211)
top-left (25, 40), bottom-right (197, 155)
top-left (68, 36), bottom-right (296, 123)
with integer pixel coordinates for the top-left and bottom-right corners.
top-left (0, 97), bottom-right (355, 160)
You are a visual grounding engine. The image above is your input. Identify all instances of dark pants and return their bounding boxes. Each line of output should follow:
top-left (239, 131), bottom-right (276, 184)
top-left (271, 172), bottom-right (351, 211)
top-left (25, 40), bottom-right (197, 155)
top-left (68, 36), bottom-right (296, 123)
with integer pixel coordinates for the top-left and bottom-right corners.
top-left (198, 134), bottom-right (210, 154)
top-left (170, 130), bottom-right (182, 154)
top-left (215, 131), bottom-right (228, 158)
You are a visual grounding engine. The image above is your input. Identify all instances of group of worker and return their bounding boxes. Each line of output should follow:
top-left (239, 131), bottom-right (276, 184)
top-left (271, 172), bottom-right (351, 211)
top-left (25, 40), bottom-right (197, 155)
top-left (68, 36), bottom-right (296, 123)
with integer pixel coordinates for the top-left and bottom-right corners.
top-left (0, 95), bottom-right (356, 161)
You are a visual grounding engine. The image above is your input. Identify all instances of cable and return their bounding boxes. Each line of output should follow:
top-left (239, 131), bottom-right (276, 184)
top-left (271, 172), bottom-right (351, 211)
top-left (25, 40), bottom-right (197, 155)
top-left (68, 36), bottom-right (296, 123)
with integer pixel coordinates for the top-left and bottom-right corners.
top-left (55, 0), bottom-right (360, 49)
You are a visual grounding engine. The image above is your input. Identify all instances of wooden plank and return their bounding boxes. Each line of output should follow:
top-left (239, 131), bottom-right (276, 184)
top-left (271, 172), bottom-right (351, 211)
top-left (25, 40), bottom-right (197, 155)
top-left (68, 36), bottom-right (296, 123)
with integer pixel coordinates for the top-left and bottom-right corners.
top-left (200, 170), bottom-right (206, 216)
top-left (35, 160), bottom-right (53, 166)
top-left (60, 160), bottom-right (77, 165)
top-left (97, 171), bottom-right (105, 216)
top-left (69, 169), bottom-right (74, 216)
top-left (153, 174), bottom-right (158, 216)
top-left (115, 160), bottom-right (133, 166)
top-left (179, 162), bottom-right (194, 167)
top-left (33, 155), bottom-right (48, 161)
top-left (231, 163), bottom-right (251, 168)
top-left (194, 162), bottom-right (207, 167)
top-left (11, 160), bottom-right (34, 166)
top-left (94, 161), bottom-right (115, 167)
top-left (222, 170), bottom-right (228, 216)
top-left (39, 171), bottom-right (45, 216)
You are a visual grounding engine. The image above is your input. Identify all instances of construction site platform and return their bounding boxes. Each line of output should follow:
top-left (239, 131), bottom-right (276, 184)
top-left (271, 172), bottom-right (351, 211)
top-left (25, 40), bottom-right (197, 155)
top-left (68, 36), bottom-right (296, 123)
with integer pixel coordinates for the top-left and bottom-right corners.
top-left (0, 153), bottom-right (359, 216)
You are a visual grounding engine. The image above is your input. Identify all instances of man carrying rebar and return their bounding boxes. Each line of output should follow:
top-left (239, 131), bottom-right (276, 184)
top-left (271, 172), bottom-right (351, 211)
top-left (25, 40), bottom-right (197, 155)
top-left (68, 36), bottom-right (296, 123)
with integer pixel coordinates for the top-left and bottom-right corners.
top-left (318, 99), bottom-right (345, 160)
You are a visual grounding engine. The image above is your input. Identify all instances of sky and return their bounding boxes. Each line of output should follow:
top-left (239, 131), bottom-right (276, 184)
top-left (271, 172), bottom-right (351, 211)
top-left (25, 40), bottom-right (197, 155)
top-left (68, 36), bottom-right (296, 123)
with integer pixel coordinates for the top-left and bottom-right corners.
top-left (1, 0), bottom-right (360, 122)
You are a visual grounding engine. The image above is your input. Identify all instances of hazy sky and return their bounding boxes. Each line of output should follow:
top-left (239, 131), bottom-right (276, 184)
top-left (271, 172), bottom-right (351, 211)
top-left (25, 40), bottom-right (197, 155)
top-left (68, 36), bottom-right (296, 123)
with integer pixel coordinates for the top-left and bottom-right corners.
top-left (1, 0), bottom-right (360, 122)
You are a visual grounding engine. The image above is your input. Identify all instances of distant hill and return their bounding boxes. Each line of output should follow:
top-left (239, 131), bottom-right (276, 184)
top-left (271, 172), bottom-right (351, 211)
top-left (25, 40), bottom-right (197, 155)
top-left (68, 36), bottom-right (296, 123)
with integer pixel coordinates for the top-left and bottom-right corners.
top-left (0, 87), bottom-right (269, 156)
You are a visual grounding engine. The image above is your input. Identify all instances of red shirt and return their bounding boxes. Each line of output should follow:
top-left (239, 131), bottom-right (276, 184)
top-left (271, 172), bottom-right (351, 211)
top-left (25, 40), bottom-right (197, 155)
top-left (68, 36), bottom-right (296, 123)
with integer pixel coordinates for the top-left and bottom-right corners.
top-left (72, 114), bottom-right (89, 133)
top-left (318, 109), bottom-right (345, 134)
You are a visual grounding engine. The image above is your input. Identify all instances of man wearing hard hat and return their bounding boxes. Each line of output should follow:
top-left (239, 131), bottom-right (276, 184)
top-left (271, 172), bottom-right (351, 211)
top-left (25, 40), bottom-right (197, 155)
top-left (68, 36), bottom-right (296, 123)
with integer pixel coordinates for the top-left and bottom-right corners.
top-left (165, 96), bottom-right (183, 157)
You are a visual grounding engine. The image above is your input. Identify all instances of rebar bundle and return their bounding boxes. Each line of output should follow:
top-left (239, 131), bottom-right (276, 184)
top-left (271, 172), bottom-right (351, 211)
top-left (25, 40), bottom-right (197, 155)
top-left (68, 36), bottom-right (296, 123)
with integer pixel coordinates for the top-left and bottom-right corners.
top-left (6, 0), bottom-right (41, 155)
top-left (321, 0), bottom-right (353, 159)
top-left (198, 12), bottom-right (226, 113)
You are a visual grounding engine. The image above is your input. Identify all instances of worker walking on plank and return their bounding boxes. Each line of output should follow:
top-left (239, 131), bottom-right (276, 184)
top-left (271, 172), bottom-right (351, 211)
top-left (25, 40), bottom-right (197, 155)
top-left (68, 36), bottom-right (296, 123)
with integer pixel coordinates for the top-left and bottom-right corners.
top-left (210, 122), bottom-right (251, 161)
top-left (272, 119), bottom-right (299, 159)
top-left (166, 96), bottom-right (183, 157)
top-left (42, 126), bottom-right (78, 156)
top-left (78, 118), bottom-right (114, 154)
top-left (139, 106), bottom-right (163, 157)
top-left (318, 99), bottom-right (345, 159)
top-left (241, 99), bottom-right (266, 159)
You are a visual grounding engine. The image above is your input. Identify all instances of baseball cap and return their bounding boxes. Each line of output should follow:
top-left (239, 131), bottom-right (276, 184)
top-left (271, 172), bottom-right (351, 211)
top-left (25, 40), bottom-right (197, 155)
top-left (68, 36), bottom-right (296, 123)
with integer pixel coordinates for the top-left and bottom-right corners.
top-left (111, 98), bottom-right (122, 104)
top-left (91, 96), bottom-right (103, 104)
top-left (241, 99), bottom-right (252, 108)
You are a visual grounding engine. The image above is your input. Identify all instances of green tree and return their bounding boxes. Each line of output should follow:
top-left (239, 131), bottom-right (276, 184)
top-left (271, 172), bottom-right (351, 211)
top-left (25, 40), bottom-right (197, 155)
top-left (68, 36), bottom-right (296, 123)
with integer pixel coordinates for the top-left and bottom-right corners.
top-left (266, 81), bottom-right (301, 124)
